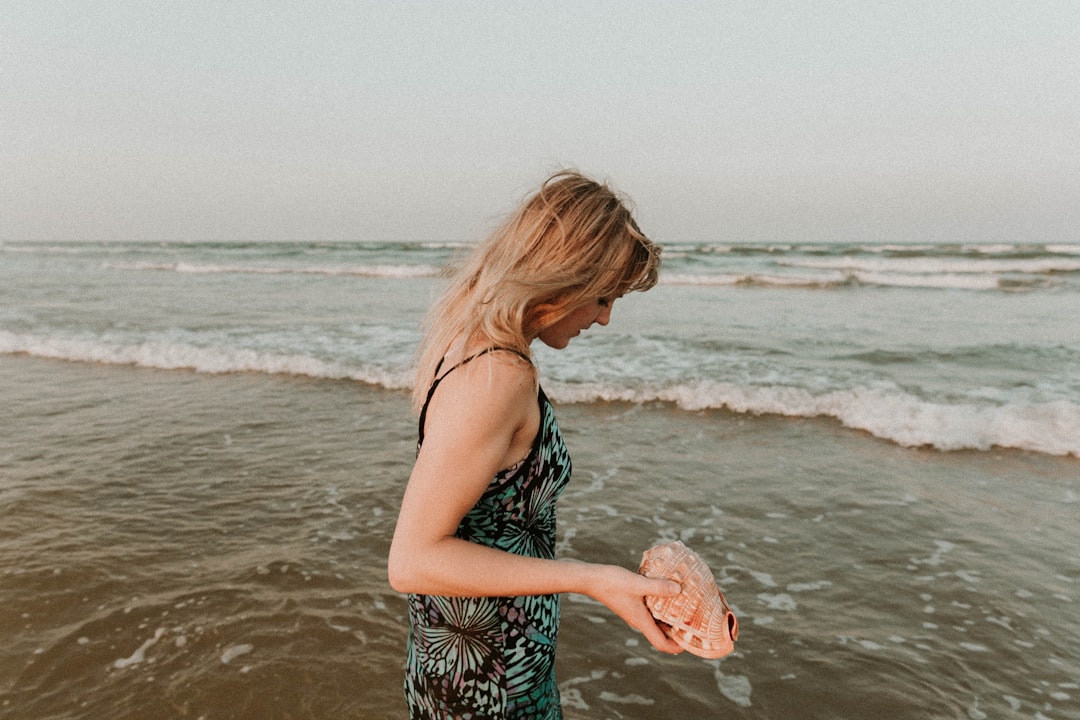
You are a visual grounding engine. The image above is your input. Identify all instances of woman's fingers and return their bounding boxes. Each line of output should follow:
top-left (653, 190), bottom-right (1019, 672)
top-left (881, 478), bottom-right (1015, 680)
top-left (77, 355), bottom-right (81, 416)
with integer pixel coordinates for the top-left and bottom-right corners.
top-left (647, 578), bottom-right (682, 597)
top-left (631, 599), bottom-right (685, 654)
top-left (601, 569), bottom-right (686, 654)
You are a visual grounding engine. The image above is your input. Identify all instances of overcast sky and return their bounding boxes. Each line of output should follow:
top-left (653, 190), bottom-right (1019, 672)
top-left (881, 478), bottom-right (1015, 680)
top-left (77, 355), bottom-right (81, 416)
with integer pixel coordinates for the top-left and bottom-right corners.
top-left (3, 1), bottom-right (1079, 244)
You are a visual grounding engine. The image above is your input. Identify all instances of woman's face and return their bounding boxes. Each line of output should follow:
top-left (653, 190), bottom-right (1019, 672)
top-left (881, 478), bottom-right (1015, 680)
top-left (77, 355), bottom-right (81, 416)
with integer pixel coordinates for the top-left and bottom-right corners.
top-left (535, 297), bottom-right (613, 349)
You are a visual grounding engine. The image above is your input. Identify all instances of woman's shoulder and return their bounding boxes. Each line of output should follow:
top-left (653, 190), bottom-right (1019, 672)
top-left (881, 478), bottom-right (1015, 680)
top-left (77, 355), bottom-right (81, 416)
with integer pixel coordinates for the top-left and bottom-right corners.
top-left (426, 346), bottom-right (537, 437)
top-left (439, 342), bottom-right (533, 378)
top-left (438, 345), bottom-right (534, 404)
top-left (458, 346), bottom-right (536, 390)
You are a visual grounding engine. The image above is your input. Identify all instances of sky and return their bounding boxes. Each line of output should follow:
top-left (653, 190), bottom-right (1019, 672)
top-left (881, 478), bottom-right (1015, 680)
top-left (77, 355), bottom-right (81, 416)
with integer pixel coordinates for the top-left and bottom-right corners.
top-left (3, 1), bottom-right (1079, 245)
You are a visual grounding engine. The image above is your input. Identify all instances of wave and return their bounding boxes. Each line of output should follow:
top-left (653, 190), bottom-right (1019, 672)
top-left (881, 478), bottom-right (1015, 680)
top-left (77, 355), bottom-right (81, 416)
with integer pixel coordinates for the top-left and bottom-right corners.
top-left (121, 260), bottom-right (1063, 290)
top-left (848, 271), bottom-right (1013, 290)
top-left (548, 380), bottom-right (1080, 458)
top-left (4, 330), bottom-right (1076, 458)
top-left (0, 331), bottom-right (413, 390)
top-left (660, 270), bottom-right (1046, 291)
top-left (660, 272), bottom-right (848, 289)
top-left (7, 240), bottom-right (1079, 258)
top-left (8, 240), bottom-right (1079, 294)
top-left (101, 261), bottom-right (441, 279)
top-left (778, 256), bottom-right (1080, 276)
top-left (658, 243), bottom-right (1080, 290)
top-left (662, 242), bottom-right (1080, 258)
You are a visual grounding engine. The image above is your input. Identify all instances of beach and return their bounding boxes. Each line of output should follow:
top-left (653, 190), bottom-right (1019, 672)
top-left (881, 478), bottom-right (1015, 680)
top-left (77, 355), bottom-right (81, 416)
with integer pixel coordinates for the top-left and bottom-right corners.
top-left (8, 1), bottom-right (1080, 715)
top-left (2, 240), bottom-right (1079, 719)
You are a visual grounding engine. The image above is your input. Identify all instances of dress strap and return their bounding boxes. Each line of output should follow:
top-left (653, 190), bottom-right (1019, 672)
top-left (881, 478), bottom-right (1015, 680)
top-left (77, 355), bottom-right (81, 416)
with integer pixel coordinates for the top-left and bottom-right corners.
top-left (418, 346), bottom-right (532, 445)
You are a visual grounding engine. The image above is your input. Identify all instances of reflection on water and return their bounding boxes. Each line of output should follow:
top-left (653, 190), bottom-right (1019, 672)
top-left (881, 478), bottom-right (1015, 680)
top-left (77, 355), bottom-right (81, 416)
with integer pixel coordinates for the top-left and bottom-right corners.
top-left (2, 356), bottom-right (1078, 719)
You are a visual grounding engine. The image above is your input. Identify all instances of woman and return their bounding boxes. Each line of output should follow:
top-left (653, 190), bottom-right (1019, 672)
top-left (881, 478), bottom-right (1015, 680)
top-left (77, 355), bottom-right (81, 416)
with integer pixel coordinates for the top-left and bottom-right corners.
top-left (388, 170), bottom-right (682, 719)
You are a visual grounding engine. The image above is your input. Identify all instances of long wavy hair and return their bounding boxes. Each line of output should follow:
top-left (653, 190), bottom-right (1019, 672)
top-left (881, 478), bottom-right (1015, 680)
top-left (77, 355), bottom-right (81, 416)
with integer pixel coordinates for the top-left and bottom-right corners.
top-left (411, 170), bottom-right (661, 412)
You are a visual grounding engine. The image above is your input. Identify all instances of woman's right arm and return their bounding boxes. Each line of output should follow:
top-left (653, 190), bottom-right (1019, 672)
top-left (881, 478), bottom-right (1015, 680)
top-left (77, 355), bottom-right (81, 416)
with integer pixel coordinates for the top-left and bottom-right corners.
top-left (388, 353), bottom-right (542, 596)
top-left (386, 355), bottom-right (684, 653)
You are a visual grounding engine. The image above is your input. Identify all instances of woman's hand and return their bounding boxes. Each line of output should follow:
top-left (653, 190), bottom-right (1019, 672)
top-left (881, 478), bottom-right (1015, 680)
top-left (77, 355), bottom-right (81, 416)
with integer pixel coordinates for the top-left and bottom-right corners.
top-left (585, 564), bottom-right (685, 654)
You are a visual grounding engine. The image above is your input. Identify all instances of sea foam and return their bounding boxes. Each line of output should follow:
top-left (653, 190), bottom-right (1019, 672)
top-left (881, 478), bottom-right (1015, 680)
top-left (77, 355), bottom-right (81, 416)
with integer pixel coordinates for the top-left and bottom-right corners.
top-left (6, 328), bottom-right (1077, 457)
top-left (102, 260), bottom-right (440, 278)
top-left (0, 331), bottom-right (412, 390)
top-left (548, 379), bottom-right (1080, 457)
top-left (5, 327), bottom-right (1077, 456)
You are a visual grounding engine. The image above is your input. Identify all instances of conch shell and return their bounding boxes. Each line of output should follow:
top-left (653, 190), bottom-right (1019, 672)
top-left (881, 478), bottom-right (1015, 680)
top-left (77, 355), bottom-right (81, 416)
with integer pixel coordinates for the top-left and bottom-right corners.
top-left (639, 540), bottom-right (739, 659)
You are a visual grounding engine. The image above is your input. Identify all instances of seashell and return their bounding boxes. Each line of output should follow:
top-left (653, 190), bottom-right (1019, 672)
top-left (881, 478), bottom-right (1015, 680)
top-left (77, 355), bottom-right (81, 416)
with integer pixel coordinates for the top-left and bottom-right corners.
top-left (639, 540), bottom-right (739, 659)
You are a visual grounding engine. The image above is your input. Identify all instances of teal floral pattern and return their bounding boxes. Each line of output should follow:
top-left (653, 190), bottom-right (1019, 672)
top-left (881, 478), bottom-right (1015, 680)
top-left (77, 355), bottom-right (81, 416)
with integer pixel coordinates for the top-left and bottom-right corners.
top-left (405, 383), bottom-right (572, 719)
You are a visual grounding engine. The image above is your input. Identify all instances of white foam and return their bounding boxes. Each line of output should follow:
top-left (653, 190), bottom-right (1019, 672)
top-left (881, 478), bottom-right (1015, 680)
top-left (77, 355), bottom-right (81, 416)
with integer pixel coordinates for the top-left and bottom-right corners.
top-left (103, 260), bottom-right (440, 279)
top-left (959, 244), bottom-right (1019, 255)
top-left (851, 271), bottom-right (1004, 290)
top-left (748, 570), bottom-right (777, 588)
top-left (597, 692), bottom-right (654, 706)
top-left (113, 627), bottom-right (166, 669)
top-left (7, 325), bottom-right (1077, 458)
top-left (0, 331), bottom-right (413, 390)
top-left (0, 243), bottom-right (90, 255)
top-left (787, 580), bottom-right (833, 592)
top-left (712, 667), bottom-right (752, 708)
top-left (861, 244), bottom-right (942, 254)
top-left (757, 593), bottom-right (797, 611)
top-left (220, 643), bottom-right (254, 664)
top-left (780, 256), bottom-right (1080, 275)
top-left (910, 540), bottom-right (956, 568)
top-left (548, 380), bottom-right (1080, 457)
top-left (660, 271), bottom-right (847, 288)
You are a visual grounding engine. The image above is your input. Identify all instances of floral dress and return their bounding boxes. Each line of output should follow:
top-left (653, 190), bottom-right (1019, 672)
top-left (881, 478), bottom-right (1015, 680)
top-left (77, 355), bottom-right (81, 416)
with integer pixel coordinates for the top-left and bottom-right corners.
top-left (404, 348), bottom-right (572, 719)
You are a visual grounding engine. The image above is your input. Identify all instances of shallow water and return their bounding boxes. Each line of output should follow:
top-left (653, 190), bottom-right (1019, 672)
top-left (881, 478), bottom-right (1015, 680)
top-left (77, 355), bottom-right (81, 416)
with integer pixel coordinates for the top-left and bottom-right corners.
top-left (2, 356), bottom-right (1077, 719)
top-left (3, 238), bottom-right (1078, 718)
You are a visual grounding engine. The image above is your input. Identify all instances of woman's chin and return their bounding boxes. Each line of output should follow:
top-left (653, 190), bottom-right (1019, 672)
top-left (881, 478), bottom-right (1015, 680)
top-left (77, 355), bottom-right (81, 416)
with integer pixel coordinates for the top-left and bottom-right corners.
top-left (537, 335), bottom-right (571, 350)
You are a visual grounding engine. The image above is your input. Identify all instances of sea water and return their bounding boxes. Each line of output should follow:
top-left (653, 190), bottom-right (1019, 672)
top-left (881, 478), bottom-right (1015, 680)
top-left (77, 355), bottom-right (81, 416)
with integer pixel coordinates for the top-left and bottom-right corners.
top-left (2, 240), bottom-right (1078, 719)
top-left (3, 240), bottom-right (1078, 456)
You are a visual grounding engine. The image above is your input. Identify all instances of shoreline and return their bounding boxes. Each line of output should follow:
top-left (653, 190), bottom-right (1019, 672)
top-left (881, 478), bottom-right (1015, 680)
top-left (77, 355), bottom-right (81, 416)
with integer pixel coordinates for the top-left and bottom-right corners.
top-left (5, 351), bottom-right (1077, 461)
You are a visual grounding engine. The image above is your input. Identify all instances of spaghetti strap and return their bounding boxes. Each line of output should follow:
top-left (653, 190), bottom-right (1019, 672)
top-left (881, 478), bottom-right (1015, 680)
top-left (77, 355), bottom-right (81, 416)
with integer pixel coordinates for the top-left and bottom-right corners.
top-left (435, 346), bottom-right (531, 384)
top-left (417, 346), bottom-right (532, 445)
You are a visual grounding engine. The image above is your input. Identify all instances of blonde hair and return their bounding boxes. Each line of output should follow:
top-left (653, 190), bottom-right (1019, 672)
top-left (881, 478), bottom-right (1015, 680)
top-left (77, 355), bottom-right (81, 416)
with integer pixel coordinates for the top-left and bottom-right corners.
top-left (411, 170), bottom-right (660, 412)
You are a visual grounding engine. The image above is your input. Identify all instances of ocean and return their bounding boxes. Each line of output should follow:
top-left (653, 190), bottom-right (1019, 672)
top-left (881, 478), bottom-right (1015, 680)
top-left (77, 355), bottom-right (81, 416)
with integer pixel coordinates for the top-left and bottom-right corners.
top-left (2, 240), bottom-right (1078, 719)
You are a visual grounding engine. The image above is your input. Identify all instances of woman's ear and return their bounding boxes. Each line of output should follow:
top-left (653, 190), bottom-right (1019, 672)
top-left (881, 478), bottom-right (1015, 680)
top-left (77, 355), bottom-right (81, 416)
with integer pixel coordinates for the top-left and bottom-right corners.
top-left (526, 295), bottom-right (569, 334)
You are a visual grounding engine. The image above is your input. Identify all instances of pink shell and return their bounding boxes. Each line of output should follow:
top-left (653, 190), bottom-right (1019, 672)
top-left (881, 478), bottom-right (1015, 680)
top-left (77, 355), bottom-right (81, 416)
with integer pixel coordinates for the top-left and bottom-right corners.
top-left (639, 540), bottom-right (739, 659)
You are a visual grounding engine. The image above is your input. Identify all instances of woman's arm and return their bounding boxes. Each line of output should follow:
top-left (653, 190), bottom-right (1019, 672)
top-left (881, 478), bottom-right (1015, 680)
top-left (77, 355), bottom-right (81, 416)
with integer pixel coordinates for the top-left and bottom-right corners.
top-left (387, 354), bottom-right (683, 653)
